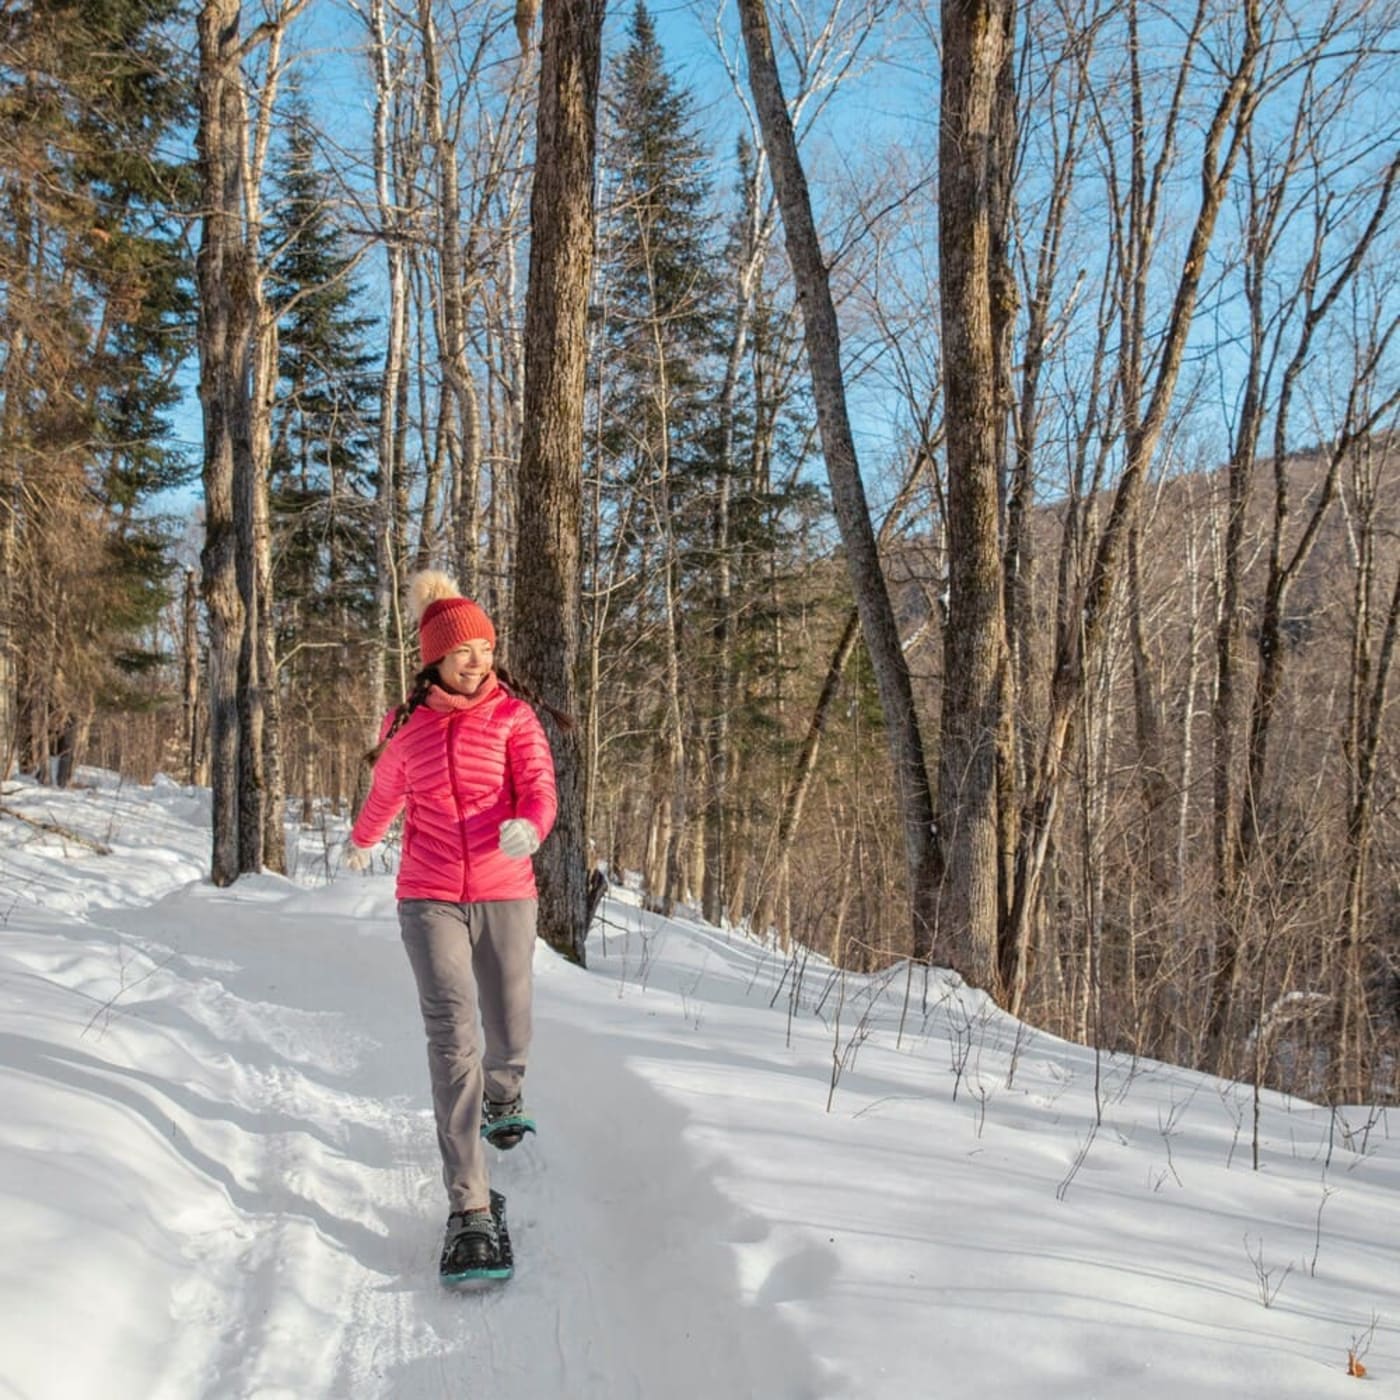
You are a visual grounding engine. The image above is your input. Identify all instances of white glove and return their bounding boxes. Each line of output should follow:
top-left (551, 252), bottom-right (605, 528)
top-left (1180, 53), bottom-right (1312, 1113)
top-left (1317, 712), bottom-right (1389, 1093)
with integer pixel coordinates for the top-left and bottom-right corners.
top-left (344, 841), bottom-right (375, 872)
top-left (499, 818), bottom-right (541, 859)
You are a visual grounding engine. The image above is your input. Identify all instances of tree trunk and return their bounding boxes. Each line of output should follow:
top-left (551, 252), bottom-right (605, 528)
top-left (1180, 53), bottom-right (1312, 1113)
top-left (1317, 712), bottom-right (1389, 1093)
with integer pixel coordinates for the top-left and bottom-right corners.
top-left (418, 0), bottom-right (482, 592)
top-left (0, 379), bottom-right (18, 783)
top-left (195, 0), bottom-right (251, 886)
top-left (53, 706), bottom-right (91, 787)
top-left (512, 0), bottom-right (605, 965)
top-left (366, 0), bottom-right (410, 720)
top-left (704, 152), bottom-right (772, 926)
top-left (737, 0), bottom-right (940, 962)
top-left (938, 0), bottom-right (1016, 997)
top-left (236, 313), bottom-right (277, 873)
top-left (1335, 440), bottom-right (1400, 1101)
top-left (183, 567), bottom-right (200, 784)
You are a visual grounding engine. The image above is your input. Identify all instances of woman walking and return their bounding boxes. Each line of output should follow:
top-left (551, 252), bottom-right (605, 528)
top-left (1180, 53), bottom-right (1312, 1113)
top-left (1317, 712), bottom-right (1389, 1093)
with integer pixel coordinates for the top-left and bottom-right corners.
top-left (347, 570), bottom-right (558, 1282)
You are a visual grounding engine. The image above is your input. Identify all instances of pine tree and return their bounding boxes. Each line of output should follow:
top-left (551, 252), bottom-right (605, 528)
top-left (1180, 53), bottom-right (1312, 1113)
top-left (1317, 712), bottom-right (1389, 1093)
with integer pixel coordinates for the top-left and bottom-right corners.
top-left (589, 0), bottom-right (722, 903)
top-left (265, 106), bottom-right (380, 810)
top-left (0, 0), bottom-right (195, 782)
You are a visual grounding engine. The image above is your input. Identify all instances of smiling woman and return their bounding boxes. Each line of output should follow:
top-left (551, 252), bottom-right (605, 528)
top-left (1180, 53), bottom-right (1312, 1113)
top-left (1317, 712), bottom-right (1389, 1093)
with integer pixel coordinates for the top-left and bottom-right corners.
top-left (346, 568), bottom-right (559, 1281)
top-left (438, 639), bottom-right (496, 697)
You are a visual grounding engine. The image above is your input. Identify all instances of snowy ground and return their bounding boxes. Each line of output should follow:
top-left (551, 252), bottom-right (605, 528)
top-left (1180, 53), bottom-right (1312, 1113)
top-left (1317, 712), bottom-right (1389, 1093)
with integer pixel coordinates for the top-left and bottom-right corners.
top-left (1, 770), bottom-right (1397, 1399)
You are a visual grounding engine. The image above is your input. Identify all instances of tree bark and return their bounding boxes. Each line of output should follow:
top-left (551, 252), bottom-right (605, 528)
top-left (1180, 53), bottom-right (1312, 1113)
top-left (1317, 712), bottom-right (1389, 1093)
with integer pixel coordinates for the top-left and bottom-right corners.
top-left (195, 0), bottom-right (251, 886)
top-left (512, 0), bottom-right (605, 965)
top-left (183, 567), bottom-right (201, 784)
top-left (938, 0), bottom-right (1016, 997)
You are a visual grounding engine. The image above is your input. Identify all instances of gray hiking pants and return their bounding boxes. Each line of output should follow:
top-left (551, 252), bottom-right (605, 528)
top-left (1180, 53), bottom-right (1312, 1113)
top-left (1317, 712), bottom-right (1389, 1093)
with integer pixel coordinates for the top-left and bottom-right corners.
top-left (398, 898), bottom-right (537, 1212)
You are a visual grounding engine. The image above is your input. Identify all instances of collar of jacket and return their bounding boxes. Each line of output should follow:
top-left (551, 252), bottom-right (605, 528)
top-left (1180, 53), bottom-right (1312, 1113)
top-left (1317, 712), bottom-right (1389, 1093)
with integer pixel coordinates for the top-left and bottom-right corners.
top-left (425, 672), bottom-right (500, 714)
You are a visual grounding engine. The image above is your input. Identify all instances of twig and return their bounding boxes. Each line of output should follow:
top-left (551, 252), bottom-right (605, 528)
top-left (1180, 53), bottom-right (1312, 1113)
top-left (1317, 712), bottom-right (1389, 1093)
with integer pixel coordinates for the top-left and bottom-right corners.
top-left (1056, 1121), bottom-right (1099, 1202)
top-left (1348, 1312), bottom-right (1379, 1377)
top-left (1244, 1233), bottom-right (1293, 1308)
top-left (0, 804), bottom-right (112, 855)
top-left (81, 950), bottom-right (177, 1039)
top-left (1310, 1183), bottom-right (1336, 1277)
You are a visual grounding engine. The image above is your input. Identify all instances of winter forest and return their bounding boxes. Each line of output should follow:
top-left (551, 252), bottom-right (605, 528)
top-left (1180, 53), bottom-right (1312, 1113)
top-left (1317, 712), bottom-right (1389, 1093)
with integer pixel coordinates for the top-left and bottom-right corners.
top-left (3, 0), bottom-right (1399, 1110)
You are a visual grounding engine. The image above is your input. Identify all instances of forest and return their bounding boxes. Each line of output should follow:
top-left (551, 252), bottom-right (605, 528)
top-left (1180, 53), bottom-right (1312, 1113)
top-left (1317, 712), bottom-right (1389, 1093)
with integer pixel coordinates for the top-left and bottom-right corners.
top-left (2, 0), bottom-right (1398, 1106)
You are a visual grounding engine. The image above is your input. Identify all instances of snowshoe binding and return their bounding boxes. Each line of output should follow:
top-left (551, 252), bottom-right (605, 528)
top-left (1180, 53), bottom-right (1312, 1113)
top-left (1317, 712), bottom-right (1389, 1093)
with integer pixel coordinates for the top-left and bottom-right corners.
top-left (440, 1190), bottom-right (513, 1284)
top-left (481, 1095), bottom-right (535, 1151)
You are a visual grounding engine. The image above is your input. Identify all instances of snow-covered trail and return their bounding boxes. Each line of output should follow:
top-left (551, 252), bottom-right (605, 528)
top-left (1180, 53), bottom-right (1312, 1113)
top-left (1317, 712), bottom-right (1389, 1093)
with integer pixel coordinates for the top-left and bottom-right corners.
top-left (7, 774), bottom-right (1400, 1400)
top-left (86, 877), bottom-right (828, 1400)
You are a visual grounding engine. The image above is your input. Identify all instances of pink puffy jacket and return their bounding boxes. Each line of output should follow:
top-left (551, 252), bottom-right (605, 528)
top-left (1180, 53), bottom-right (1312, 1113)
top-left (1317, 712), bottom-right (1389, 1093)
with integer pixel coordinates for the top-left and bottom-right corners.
top-left (351, 677), bottom-right (557, 903)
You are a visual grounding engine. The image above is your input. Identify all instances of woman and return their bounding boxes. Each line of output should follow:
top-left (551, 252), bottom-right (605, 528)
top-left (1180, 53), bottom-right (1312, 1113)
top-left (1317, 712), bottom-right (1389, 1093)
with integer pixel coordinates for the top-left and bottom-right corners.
top-left (347, 570), bottom-right (558, 1282)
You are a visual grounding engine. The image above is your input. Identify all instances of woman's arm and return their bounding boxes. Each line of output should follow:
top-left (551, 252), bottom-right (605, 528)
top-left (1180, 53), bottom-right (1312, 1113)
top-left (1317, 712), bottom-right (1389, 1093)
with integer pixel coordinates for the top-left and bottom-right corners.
top-left (506, 706), bottom-right (558, 843)
top-left (351, 711), bottom-right (409, 847)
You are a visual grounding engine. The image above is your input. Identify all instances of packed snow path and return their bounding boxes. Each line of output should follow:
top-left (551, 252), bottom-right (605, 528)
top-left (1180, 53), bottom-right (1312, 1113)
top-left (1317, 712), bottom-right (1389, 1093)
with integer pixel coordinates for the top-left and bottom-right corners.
top-left (3, 773), bottom-right (1399, 1398)
top-left (60, 882), bottom-right (825, 1399)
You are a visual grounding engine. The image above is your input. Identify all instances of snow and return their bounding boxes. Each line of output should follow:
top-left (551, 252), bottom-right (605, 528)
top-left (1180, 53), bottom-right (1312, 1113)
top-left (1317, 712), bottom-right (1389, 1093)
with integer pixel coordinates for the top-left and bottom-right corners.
top-left (1, 770), bottom-right (1397, 1399)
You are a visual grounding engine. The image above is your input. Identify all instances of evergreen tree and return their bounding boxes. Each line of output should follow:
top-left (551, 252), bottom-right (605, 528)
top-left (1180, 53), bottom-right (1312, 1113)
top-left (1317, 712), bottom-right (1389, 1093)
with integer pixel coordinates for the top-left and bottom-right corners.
top-left (264, 106), bottom-right (379, 807)
top-left (0, 0), bottom-right (195, 781)
top-left (603, 2), bottom-right (718, 427)
top-left (588, 1), bottom-right (723, 898)
top-left (267, 107), bottom-right (379, 621)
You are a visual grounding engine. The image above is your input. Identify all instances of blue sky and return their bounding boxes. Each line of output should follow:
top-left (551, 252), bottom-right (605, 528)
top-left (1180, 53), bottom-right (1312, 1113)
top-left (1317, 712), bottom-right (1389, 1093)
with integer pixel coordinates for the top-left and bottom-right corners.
top-left (163, 0), bottom-right (934, 519)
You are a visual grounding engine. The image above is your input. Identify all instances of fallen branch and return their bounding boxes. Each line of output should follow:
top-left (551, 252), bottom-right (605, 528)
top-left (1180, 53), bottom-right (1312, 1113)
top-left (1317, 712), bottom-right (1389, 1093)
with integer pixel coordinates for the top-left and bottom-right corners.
top-left (0, 804), bottom-right (112, 855)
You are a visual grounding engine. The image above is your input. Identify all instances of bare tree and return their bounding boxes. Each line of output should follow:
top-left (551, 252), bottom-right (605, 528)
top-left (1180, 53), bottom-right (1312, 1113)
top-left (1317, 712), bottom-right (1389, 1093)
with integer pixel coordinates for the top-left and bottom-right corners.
top-left (356, 0), bottom-right (414, 718)
top-left (737, 0), bottom-right (940, 960)
top-left (1336, 428), bottom-right (1400, 1098)
top-left (1001, 0), bottom-right (1262, 1015)
top-left (1209, 96), bottom-right (1400, 1056)
top-left (701, 0), bottom-right (885, 926)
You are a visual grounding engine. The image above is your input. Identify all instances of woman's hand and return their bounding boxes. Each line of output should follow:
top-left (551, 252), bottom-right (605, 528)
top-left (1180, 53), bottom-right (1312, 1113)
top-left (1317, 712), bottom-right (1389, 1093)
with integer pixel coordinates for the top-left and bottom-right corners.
top-left (344, 841), bottom-right (375, 872)
top-left (498, 818), bottom-right (541, 858)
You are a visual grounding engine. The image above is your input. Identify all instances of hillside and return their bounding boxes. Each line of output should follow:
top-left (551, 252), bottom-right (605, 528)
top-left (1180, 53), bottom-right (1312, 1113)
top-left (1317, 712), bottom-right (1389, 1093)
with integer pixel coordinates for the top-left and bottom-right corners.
top-left (1, 771), bottom-right (1397, 1398)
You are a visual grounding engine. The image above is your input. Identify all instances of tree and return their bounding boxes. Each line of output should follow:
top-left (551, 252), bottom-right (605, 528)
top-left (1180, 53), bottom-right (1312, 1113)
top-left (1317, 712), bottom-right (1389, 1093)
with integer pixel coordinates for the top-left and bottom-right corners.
top-left (266, 107), bottom-right (380, 812)
top-left (593, 2), bottom-right (723, 910)
top-left (513, 0), bottom-right (607, 964)
top-left (937, 0), bottom-right (1017, 995)
top-left (0, 0), bottom-right (194, 783)
top-left (195, 0), bottom-right (306, 882)
top-left (194, 0), bottom-right (252, 883)
top-left (356, 0), bottom-right (413, 723)
top-left (737, 0), bottom-right (940, 961)
top-left (999, 0), bottom-right (1262, 1018)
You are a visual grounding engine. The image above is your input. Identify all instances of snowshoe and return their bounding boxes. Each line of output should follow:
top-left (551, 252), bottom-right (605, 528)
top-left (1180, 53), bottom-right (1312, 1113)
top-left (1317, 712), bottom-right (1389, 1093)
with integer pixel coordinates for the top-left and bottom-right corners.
top-left (481, 1095), bottom-right (535, 1151)
top-left (440, 1191), bottom-right (513, 1284)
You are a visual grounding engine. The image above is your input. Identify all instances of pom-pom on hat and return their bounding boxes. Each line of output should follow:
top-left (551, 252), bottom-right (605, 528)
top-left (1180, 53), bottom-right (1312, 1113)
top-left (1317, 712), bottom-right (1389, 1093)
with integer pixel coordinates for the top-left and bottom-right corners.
top-left (408, 570), bottom-right (496, 666)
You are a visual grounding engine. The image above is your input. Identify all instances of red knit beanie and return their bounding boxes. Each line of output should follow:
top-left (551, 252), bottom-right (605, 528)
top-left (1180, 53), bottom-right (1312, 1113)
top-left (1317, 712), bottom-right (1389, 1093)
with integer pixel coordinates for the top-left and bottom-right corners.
top-left (408, 571), bottom-right (496, 666)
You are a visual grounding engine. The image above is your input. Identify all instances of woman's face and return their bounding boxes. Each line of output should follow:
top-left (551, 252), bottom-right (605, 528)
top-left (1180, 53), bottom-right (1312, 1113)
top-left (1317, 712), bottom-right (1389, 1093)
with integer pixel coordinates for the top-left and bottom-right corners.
top-left (439, 639), bottom-right (494, 696)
